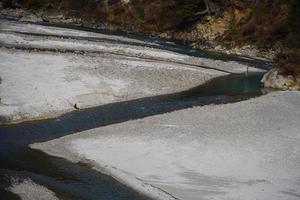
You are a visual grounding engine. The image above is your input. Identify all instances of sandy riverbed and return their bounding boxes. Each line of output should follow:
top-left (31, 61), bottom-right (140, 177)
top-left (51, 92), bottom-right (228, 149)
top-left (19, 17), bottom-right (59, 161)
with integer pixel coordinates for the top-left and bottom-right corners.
top-left (31, 91), bottom-right (300, 200)
top-left (0, 47), bottom-right (220, 124)
top-left (0, 19), bottom-right (263, 124)
top-left (8, 178), bottom-right (59, 200)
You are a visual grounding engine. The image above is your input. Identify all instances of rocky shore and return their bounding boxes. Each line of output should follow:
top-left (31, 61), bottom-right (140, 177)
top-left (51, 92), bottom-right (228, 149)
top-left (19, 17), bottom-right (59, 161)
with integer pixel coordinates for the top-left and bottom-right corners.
top-left (261, 68), bottom-right (300, 90)
top-left (0, 7), bottom-right (273, 58)
top-left (2, 1), bottom-right (300, 91)
top-left (1, 2), bottom-right (300, 200)
top-left (0, 7), bottom-right (131, 33)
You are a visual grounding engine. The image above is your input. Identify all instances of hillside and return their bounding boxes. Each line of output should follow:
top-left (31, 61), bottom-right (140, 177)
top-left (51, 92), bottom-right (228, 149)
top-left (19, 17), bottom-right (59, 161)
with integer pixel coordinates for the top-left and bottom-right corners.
top-left (1, 0), bottom-right (300, 89)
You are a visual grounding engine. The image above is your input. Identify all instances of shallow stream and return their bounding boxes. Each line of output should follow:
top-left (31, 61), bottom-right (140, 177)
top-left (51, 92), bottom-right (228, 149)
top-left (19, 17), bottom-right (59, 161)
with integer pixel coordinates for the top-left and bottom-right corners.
top-left (0, 20), bottom-right (270, 200)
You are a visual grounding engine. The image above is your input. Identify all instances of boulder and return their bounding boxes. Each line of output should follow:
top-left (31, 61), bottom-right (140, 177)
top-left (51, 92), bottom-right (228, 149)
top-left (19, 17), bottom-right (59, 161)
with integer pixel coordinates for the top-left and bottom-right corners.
top-left (261, 68), bottom-right (300, 90)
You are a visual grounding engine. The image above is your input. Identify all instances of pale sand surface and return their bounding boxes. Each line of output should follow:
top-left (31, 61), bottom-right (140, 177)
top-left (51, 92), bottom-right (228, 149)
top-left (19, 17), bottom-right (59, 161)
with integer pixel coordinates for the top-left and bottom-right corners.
top-left (0, 19), bottom-right (264, 124)
top-left (0, 19), bottom-right (153, 46)
top-left (31, 91), bottom-right (300, 200)
top-left (8, 178), bottom-right (59, 200)
top-left (0, 30), bottom-right (264, 74)
top-left (0, 20), bottom-right (265, 74)
top-left (0, 47), bottom-right (218, 124)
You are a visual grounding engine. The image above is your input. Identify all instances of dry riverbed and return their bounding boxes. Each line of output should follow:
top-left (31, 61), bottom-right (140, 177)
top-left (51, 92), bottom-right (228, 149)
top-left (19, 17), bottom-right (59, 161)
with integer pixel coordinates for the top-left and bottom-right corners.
top-left (0, 19), bottom-right (263, 124)
top-left (8, 178), bottom-right (59, 200)
top-left (2, 18), bottom-right (296, 200)
top-left (31, 91), bottom-right (300, 200)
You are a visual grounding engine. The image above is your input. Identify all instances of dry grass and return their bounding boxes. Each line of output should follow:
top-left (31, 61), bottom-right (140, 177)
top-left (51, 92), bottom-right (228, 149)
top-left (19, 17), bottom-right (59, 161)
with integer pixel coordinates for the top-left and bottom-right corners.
top-left (274, 48), bottom-right (300, 75)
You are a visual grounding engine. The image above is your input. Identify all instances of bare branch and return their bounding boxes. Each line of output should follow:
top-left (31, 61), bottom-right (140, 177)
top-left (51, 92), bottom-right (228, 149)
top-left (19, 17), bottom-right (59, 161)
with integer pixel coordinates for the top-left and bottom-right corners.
top-left (194, 8), bottom-right (209, 16)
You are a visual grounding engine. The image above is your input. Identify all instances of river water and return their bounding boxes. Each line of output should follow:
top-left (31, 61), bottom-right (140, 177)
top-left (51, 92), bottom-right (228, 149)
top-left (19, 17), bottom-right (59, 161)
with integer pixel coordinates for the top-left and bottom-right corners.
top-left (0, 21), bottom-right (270, 200)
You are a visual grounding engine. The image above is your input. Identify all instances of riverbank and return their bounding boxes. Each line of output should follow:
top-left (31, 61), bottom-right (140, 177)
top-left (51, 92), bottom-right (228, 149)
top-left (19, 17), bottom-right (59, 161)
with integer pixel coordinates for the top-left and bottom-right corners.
top-left (2, 3), bottom-right (299, 91)
top-left (31, 91), bottom-right (300, 200)
top-left (0, 19), bottom-right (264, 124)
top-left (0, 7), bottom-right (273, 60)
top-left (8, 178), bottom-right (59, 200)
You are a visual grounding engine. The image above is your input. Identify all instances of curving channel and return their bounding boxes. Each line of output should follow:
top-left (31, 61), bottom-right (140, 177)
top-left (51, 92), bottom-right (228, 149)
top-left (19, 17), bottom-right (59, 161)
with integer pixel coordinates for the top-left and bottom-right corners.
top-left (0, 72), bottom-right (266, 200)
top-left (0, 19), bottom-right (270, 200)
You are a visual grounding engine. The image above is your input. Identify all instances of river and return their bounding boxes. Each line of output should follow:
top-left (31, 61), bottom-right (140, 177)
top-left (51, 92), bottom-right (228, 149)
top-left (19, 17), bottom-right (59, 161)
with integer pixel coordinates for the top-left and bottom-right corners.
top-left (0, 19), bottom-right (270, 200)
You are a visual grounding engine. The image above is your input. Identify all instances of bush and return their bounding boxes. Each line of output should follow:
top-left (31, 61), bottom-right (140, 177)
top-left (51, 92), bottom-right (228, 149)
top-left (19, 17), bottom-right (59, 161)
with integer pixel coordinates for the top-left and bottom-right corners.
top-left (274, 48), bottom-right (300, 75)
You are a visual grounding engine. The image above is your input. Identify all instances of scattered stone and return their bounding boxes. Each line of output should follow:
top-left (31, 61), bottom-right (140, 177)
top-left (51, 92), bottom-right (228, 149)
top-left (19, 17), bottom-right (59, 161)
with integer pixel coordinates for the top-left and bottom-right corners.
top-left (74, 103), bottom-right (80, 110)
top-left (262, 68), bottom-right (300, 90)
top-left (0, 8), bottom-right (27, 19)
top-left (20, 13), bottom-right (43, 23)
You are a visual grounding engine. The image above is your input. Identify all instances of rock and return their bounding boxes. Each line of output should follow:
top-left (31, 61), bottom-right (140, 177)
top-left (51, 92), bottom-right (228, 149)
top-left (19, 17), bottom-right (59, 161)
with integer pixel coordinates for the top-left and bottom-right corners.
top-left (214, 45), bottom-right (224, 51)
top-left (41, 10), bottom-right (64, 23)
top-left (74, 103), bottom-right (80, 110)
top-left (261, 68), bottom-right (300, 90)
top-left (121, 0), bottom-right (130, 4)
